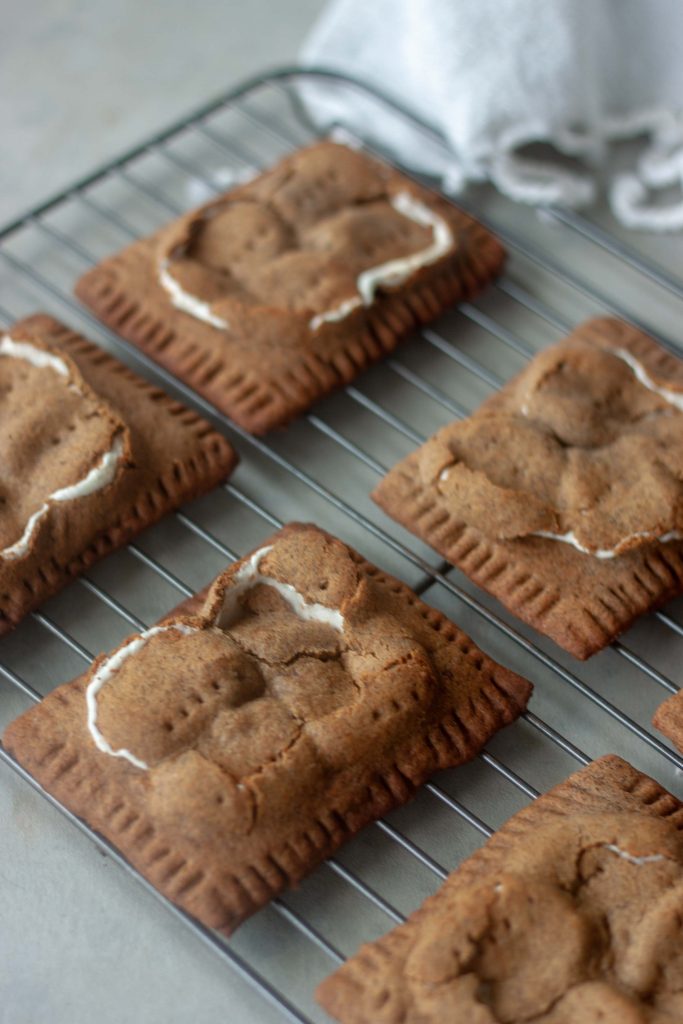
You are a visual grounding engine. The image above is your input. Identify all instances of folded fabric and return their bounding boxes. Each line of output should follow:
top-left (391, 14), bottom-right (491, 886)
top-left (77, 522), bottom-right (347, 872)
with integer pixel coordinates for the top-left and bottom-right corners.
top-left (302, 0), bottom-right (683, 231)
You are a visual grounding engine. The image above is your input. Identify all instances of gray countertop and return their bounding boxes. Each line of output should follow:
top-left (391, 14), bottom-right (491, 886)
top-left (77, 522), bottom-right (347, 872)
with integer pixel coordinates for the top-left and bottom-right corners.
top-left (1, 4), bottom-right (324, 1023)
top-left (0, 0), bottom-right (325, 225)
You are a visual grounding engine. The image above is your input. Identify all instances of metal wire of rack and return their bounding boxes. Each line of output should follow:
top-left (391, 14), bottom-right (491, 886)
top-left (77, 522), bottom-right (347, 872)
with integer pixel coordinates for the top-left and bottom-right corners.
top-left (2, 68), bottom-right (683, 1023)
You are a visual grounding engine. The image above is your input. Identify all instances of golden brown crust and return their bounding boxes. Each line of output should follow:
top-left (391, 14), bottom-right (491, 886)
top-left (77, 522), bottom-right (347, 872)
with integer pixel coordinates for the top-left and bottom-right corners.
top-left (373, 317), bottom-right (683, 659)
top-left (653, 692), bottom-right (683, 753)
top-left (317, 755), bottom-right (683, 1024)
top-left (2, 523), bottom-right (531, 934)
top-left (75, 142), bottom-right (505, 434)
top-left (0, 314), bottom-right (238, 632)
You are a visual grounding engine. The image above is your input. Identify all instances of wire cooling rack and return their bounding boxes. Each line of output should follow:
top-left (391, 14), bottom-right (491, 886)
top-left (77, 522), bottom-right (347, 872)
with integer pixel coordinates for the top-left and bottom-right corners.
top-left (3, 68), bottom-right (683, 1023)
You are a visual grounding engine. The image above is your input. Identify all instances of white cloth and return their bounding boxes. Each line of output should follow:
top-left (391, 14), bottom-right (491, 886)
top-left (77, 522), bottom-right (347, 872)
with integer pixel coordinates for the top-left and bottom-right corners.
top-left (301, 0), bottom-right (683, 231)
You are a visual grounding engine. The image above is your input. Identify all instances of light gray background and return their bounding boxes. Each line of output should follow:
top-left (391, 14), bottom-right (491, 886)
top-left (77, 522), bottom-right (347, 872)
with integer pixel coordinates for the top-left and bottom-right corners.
top-left (0, 0), bottom-right (325, 225)
top-left (0, 3), bottom-right (325, 1023)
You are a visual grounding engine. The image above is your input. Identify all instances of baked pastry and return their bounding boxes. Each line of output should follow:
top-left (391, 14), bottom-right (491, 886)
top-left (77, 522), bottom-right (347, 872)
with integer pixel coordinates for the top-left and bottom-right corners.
top-left (653, 691), bottom-right (683, 753)
top-left (2, 523), bottom-right (531, 933)
top-left (0, 314), bottom-right (237, 633)
top-left (373, 317), bottom-right (683, 658)
top-left (317, 754), bottom-right (683, 1024)
top-left (75, 141), bottom-right (505, 434)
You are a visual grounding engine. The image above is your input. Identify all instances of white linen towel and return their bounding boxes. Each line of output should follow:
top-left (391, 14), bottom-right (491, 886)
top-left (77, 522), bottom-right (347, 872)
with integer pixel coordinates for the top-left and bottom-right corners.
top-left (301, 0), bottom-right (683, 231)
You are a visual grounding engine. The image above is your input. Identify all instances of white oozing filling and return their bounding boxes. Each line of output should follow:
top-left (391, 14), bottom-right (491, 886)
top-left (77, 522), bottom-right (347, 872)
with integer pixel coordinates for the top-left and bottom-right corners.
top-left (602, 843), bottom-right (666, 866)
top-left (157, 190), bottom-right (453, 334)
top-left (86, 624), bottom-right (198, 770)
top-left (86, 544), bottom-right (345, 768)
top-left (1, 336), bottom-right (127, 561)
top-left (2, 435), bottom-right (126, 561)
top-left (532, 528), bottom-right (683, 560)
top-left (310, 191), bottom-right (454, 330)
top-left (158, 258), bottom-right (229, 330)
top-left (216, 544), bottom-right (345, 632)
top-left (613, 346), bottom-right (683, 412)
top-left (0, 334), bottom-right (69, 376)
top-left (309, 294), bottom-right (364, 328)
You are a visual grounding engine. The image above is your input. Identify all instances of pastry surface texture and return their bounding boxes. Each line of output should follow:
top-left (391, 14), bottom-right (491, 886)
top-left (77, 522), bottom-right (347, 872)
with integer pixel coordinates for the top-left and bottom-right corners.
top-left (0, 314), bottom-right (237, 633)
top-left (317, 754), bottom-right (683, 1024)
top-left (373, 317), bottom-right (683, 658)
top-left (75, 141), bottom-right (505, 433)
top-left (3, 523), bottom-right (531, 933)
top-left (653, 690), bottom-right (683, 753)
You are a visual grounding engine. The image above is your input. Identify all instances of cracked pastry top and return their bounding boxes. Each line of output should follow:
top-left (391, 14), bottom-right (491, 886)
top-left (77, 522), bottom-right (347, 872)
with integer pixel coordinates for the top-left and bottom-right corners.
top-left (317, 754), bottom-right (683, 1024)
top-left (1, 333), bottom-right (131, 562)
top-left (373, 317), bottom-right (683, 658)
top-left (0, 314), bottom-right (237, 633)
top-left (3, 523), bottom-right (531, 933)
top-left (75, 141), bottom-right (505, 434)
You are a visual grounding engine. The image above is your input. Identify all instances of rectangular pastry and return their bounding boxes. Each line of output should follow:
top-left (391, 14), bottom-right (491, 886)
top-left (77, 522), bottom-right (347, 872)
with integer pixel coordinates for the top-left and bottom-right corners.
top-left (317, 754), bottom-right (683, 1024)
top-left (2, 523), bottom-right (531, 933)
top-left (373, 317), bottom-right (683, 658)
top-left (0, 314), bottom-right (237, 633)
top-left (75, 141), bottom-right (505, 434)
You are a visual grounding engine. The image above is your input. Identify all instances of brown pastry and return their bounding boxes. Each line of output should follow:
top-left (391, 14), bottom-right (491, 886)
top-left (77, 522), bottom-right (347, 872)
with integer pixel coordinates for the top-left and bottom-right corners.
top-left (0, 314), bottom-right (237, 633)
top-left (653, 691), bottom-right (683, 754)
top-left (373, 317), bottom-right (683, 658)
top-left (75, 141), bottom-right (505, 434)
top-left (2, 523), bottom-right (531, 933)
top-left (317, 754), bottom-right (683, 1024)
